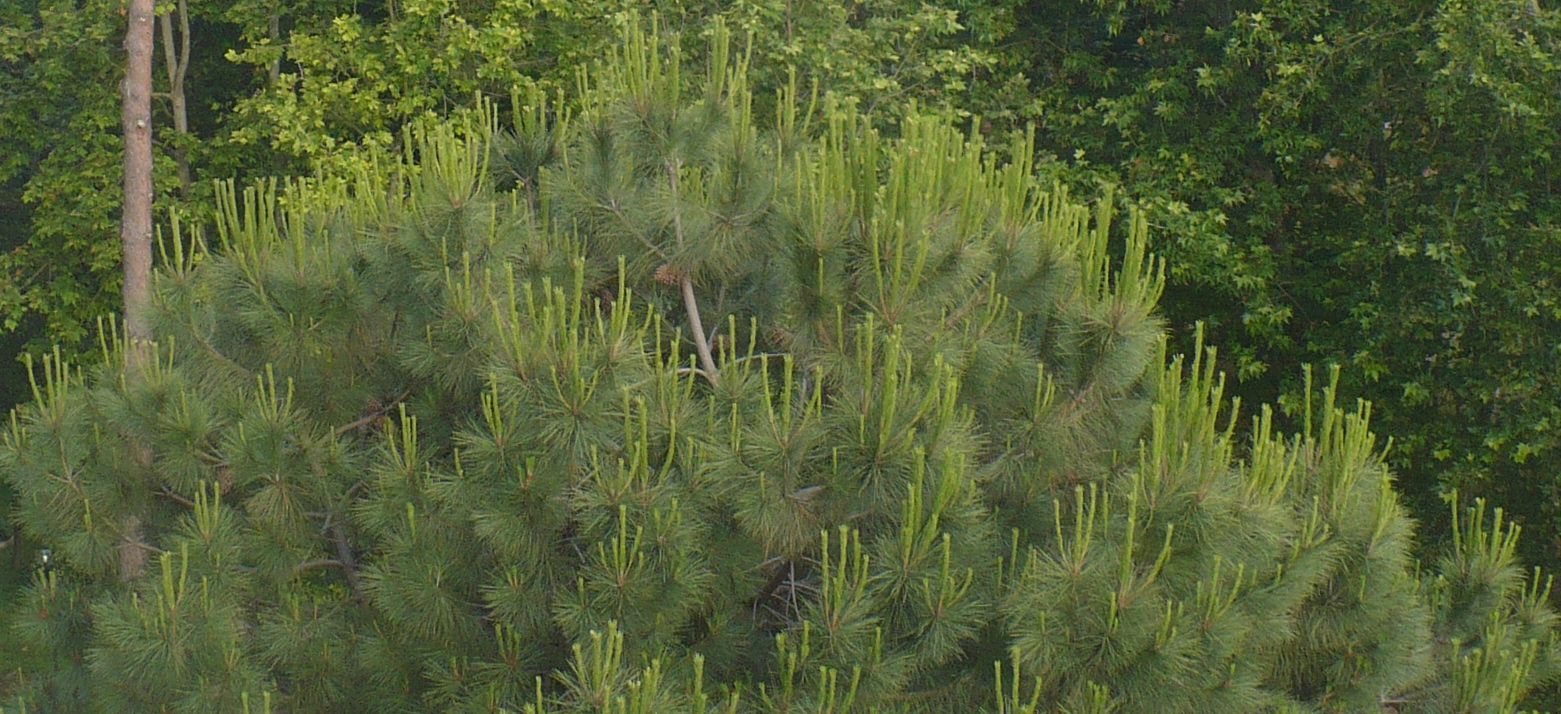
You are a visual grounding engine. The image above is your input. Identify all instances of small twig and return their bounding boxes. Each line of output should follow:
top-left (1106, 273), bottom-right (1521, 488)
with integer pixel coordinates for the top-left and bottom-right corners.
top-left (159, 486), bottom-right (197, 508)
top-left (334, 389), bottom-right (412, 437)
top-left (721, 349), bottom-right (792, 367)
top-left (291, 558), bottom-right (347, 576)
top-left (751, 554), bottom-right (786, 572)
top-left (601, 199), bottom-right (669, 261)
top-left (333, 411), bottom-right (387, 438)
top-left (786, 561), bottom-right (801, 621)
top-left (128, 539), bottom-right (169, 556)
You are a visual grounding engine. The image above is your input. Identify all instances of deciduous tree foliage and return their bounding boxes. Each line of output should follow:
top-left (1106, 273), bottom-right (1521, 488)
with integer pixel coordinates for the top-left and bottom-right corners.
top-left (1009, 0), bottom-right (1561, 564)
top-left (2, 24), bottom-right (1557, 713)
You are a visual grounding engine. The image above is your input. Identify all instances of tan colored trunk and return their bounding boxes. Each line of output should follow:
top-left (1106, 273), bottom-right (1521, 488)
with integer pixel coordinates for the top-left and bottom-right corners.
top-left (120, 0), bottom-right (156, 582)
top-left (122, 0), bottom-right (155, 347)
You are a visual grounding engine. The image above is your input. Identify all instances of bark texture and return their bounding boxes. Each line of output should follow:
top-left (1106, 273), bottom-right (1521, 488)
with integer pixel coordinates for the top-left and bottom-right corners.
top-left (119, 0), bottom-right (157, 582)
top-left (121, 0), bottom-right (155, 347)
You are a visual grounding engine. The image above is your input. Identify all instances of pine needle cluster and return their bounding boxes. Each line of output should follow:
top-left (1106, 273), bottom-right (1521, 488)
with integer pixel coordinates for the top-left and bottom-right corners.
top-left (2, 19), bottom-right (1557, 714)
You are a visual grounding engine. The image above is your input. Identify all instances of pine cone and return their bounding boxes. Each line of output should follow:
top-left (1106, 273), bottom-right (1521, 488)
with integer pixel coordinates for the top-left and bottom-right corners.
top-left (653, 263), bottom-right (685, 285)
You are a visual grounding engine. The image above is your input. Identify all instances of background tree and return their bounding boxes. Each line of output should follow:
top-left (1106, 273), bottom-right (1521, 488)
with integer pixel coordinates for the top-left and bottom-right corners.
top-left (2, 23), bottom-right (1557, 713)
top-left (1005, 0), bottom-right (1561, 568)
top-left (159, 0), bottom-right (194, 197)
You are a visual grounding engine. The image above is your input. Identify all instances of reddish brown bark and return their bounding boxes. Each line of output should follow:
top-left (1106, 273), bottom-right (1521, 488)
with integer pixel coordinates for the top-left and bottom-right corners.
top-left (119, 0), bottom-right (157, 582)
top-left (121, 0), bottom-right (155, 349)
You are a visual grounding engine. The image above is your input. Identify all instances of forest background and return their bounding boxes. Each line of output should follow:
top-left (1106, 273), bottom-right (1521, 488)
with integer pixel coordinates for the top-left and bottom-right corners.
top-left (2, 0), bottom-right (1559, 619)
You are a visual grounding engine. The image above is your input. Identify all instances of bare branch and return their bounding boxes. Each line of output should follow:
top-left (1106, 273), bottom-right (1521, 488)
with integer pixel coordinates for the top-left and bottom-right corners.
top-left (680, 277), bottom-right (721, 387)
top-left (158, 486), bottom-right (197, 508)
top-left (334, 390), bottom-right (412, 437)
top-left (666, 161), bottom-right (720, 387)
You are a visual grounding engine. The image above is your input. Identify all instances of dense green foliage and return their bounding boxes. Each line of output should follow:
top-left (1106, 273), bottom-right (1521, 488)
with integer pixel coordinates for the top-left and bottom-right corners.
top-left (1010, 0), bottom-right (1561, 566)
top-left (3, 27), bottom-right (1559, 712)
top-left (5, 0), bottom-right (1560, 576)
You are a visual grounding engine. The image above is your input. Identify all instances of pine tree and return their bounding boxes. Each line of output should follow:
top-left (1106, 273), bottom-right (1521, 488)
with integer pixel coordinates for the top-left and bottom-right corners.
top-left (3, 19), bottom-right (1558, 713)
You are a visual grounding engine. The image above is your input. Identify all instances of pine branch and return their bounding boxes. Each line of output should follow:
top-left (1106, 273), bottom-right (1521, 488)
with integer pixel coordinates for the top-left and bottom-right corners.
top-left (328, 524), bottom-right (364, 597)
top-left (666, 161), bottom-right (720, 387)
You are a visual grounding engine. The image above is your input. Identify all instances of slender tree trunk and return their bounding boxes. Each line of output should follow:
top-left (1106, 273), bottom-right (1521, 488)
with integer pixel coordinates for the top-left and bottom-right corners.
top-left (159, 0), bottom-right (192, 198)
top-left (122, 0), bottom-right (155, 348)
top-left (119, 0), bottom-right (157, 583)
top-left (267, 12), bottom-right (281, 85)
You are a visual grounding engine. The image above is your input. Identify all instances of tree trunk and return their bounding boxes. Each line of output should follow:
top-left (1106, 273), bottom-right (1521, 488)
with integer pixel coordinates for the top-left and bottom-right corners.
top-left (159, 0), bottom-right (192, 198)
top-left (268, 13), bottom-right (281, 85)
top-left (119, 0), bottom-right (156, 583)
top-left (122, 0), bottom-right (155, 348)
